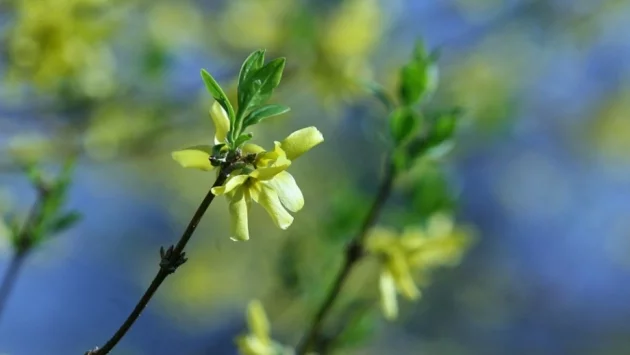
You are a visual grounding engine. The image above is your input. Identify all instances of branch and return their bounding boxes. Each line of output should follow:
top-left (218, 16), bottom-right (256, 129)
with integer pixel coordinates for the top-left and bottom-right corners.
top-left (86, 171), bottom-right (229, 355)
top-left (295, 158), bottom-right (395, 354)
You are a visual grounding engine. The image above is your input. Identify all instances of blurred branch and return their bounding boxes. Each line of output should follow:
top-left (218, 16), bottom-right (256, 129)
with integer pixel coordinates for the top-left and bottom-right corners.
top-left (0, 158), bottom-right (80, 323)
top-left (0, 199), bottom-right (40, 322)
top-left (85, 169), bottom-right (229, 355)
top-left (295, 157), bottom-right (396, 354)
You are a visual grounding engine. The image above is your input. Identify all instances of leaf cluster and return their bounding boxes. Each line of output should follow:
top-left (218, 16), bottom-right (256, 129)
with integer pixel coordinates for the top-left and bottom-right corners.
top-left (200, 50), bottom-right (290, 149)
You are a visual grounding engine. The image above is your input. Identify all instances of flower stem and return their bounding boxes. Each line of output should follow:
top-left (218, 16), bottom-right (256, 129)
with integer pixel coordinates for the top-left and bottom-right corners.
top-left (295, 158), bottom-right (395, 354)
top-left (0, 250), bottom-right (28, 323)
top-left (0, 194), bottom-right (44, 324)
top-left (87, 172), bottom-right (228, 355)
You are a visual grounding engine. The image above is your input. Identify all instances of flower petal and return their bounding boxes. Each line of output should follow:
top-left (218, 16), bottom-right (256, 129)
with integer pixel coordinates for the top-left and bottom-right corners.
top-left (279, 126), bottom-right (324, 160)
top-left (266, 171), bottom-right (304, 212)
top-left (365, 226), bottom-right (399, 254)
top-left (210, 101), bottom-right (230, 144)
top-left (247, 300), bottom-right (270, 342)
top-left (211, 175), bottom-right (249, 195)
top-left (228, 189), bottom-right (250, 241)
top-left (250, 160), bottom-right (291, 181)
top-left (379, 271), bottom-right (399, 321)
top-left (386, 251), bottom-right (421, 300)
top-left (171, 145), bottom-right (214, 171)
top-left (243, 143), bottom-right (265, 155)
top-left (236, 335), bottom-right (272, 355)
top-left (258, 184), bottom-right (294, 230)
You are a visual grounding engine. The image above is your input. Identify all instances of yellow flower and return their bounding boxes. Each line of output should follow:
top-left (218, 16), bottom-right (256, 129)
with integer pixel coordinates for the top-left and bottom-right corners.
top-left (366, 213), bottom-right (472, 320)
top-left (211, 128), bottom-right (324, 241)
top-left (171, 101), bottom-right (232, 171)
top-left (236, 300), bottom-right (294, 355)
top-left (8, 0), bottom-right (117, 95)
top-left (171, 100), bottom-right (324, 241)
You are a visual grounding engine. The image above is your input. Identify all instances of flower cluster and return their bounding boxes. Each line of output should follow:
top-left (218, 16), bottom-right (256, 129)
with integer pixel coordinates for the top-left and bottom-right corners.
top-left (172, 51), bottom-right (323, 241)
top-left (173, 102), bottom-right (323, 241)
top-left (7, 0), bottom-right (117, 95)
top-left (365, 213), bottom-right (472, 320)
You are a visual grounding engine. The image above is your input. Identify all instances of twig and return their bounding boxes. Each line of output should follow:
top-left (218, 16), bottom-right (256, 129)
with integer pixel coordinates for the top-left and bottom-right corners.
top-left (86, 171), bottom-right (228, 355)
top-left (0, 194), bottom-right (45, 323)
top-left (0, 250), bottom-right (28, 322)
top-left (295, 158), bottom-right (395, 354)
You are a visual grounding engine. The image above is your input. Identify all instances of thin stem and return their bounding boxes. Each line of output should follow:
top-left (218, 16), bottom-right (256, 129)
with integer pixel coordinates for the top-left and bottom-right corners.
top-left (295, 158), bottom-right (395, 354)
top-left (0, 195), bottom-right (44, 324)
top-left (0, 250), bottom-right (28, 322)
top-left (88, 172), bottom-right (228, 355)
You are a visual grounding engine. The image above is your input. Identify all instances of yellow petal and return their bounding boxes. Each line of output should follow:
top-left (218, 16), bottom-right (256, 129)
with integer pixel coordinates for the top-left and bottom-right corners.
top-left (171, 145), bottom-right (214, 171)
top-left (279, 126), bottom-right (324, 160)
top-left (258, 184), bottom-right (294, 230)
top-left (211, 175), bottom-right (248, 195)
top-left (210, 101), bottom-right (230, 144)
top-left (250, 160), bottom-right (291, 181)
top-left (365, 226), bottom-right (399, 253)
top-left (247, 300), bottom-right (271, 342)
top-left (236, 335), bottom-right (273, 355)
top-left (256, 142), bottom-right (287, 166)
top-left (426, 213), bottom-right (454, 238)
top-left (228, 189), bottom-right (250, 241)
top-left (266, 171), bottom-right (304, 212)
top-left (387, 251), bottom-right (420, 300)
top-left (399, 227), bottom-right (426, 251)
top-left (243, 143), bottom-right (265, 155)
top-left (379, 271), bottom-right (399, 321)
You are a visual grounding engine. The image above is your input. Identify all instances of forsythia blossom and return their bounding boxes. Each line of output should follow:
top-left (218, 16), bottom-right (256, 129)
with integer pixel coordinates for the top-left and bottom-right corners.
top-left (237, 300), bottom-right (294, 355)
top-left (8, 0), bottom-right (117, 95)
top-left (365, 213), bottom-right (472, 320)
top-left (172, 101), bottom-right (323, 241)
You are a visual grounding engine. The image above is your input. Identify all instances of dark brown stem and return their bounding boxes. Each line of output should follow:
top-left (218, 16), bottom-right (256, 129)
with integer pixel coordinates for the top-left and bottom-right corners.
top-left (0, 250), bottom-right (28, 322)
top-left (87, 172), bottom-right (228, 355)
top-left (295, 159), bottom-right (395, 355)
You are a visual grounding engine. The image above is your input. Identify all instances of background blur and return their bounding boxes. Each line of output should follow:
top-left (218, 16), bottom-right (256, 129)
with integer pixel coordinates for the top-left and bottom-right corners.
top-left (1, 0), bottom-right (630, 354)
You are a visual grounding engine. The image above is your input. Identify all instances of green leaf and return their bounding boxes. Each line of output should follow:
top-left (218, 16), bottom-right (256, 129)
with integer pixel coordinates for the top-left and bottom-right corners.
top-left (49, 211), bottom-right (82, 234)
top-left (412, 39), bottom-right (428, 62)
top-left (200, 69), bottom-right (236, 127)
top-left (239, 57), bottom-right (286, 112)
top-left (234, 133), bottom-right (254, 148)
top-left (243, 104), bottom-right (290, 128)
top-left (364, 81), bottom-right (395, 111)
top-left (399, 40), bottom-right (439, 106)
top-left (399, 61), bottom-right (427, 106)
top-left (238, 49), bottom-right (266, 108)
top-left (389, 107), bottom-right (419, 145)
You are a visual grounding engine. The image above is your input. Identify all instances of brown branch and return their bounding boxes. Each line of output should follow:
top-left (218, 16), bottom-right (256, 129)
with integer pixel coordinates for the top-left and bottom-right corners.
top-left (86, 171), bottom-right (229, 355)
top-left (295, 158), bottom-right (395, 355)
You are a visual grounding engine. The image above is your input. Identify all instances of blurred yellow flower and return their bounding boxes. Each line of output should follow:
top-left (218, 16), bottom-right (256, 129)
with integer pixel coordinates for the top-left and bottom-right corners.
top-left (366, 213), bottom-right (472, 320)
top-left (236, 300), bottom-right (294, 355)
top-left (216, 0), bottom-right (296, 51)
top-left (7, 0), bottom-right (117, 95)
top-left (211, 127), bottom-right (324, 241)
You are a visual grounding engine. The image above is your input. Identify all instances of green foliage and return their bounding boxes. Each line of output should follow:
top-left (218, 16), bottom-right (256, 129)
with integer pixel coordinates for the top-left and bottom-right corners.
top-left (201, 50), bottom-right (290, 149)
top-left (398, 40), bottom-right (439, 106)
top-left (236, 58), bottom-right (286, 121)
top-left (237, 50), bottom-right (267, 110)
top-left (389, 107), bottom-right (420, 146)
top-left (234, 133), bottom-right (254, 148)
top-left (201, 69), bottom-right (236, 136)
top-left (7, 158), bottom-right (82, 253)
top-left (243, 104), bottom-right (291, 128)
